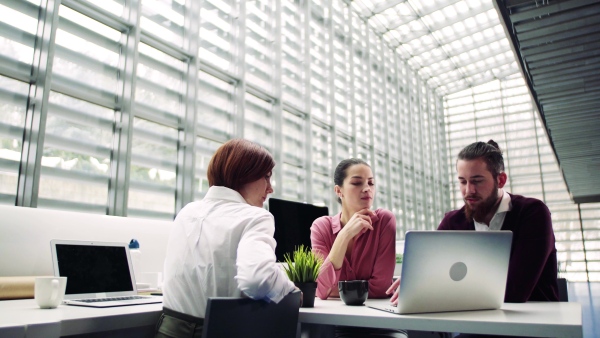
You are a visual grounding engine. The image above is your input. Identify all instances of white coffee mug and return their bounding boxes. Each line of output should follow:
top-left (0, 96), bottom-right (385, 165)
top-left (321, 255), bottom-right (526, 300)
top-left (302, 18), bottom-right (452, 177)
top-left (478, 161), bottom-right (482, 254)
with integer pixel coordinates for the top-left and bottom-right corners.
top-left (141, 272), bottom-right (163, 289)
top-left (35, 277), bottom-right (67, 309)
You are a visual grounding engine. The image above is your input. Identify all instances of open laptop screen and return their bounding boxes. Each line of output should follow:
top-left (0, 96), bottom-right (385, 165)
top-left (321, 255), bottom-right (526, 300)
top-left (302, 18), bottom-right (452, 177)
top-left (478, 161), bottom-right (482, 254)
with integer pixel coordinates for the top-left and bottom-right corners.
top-left (54, 242), bottom-right (134, 295)
top-left (368, 230), bottom-right (512, 315)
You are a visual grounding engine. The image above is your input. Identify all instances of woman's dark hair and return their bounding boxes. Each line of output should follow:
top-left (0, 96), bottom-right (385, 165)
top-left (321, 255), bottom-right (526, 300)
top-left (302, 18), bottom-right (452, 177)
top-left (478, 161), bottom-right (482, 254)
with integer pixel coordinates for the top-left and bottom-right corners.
top-left (207, 139), bottom-right (275, 192)
top-left (457, 140), bottom-right (504, 178)
top-left (334, 158), bottom-right (370, 204)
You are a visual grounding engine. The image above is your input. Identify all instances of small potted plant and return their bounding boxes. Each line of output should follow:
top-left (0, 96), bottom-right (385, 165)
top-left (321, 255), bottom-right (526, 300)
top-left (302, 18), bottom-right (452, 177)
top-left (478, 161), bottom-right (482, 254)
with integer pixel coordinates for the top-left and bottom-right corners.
top-left (394, 253), bottom-right (403, 276)
top-left (282, 245), bottom-right (324, 307)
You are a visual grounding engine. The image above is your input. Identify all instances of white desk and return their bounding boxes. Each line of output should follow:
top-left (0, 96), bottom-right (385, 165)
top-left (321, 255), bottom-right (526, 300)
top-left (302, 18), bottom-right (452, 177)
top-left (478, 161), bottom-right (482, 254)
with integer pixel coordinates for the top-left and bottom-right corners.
top-left (0, 299), bottom-right (162, 338)
top-left (0, 299), bottom-right (582, 338)
top-left (302, 299), bottom-right (583, 338)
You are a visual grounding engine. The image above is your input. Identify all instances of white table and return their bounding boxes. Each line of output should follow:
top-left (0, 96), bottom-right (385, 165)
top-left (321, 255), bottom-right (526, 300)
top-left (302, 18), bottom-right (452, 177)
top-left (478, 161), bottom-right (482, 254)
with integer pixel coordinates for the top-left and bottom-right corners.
top-left (301, 298), bottom-right (583, 338)
top-left (0, 299), bottom-right (162, 338)
top-left (0, 298), bottom-right (582, 337)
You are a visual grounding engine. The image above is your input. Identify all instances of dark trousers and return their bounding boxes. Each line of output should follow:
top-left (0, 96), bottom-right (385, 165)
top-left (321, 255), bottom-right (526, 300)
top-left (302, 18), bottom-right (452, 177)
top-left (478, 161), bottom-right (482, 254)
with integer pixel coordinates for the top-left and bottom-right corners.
top-left (335, 326), bottom-right (408, 338)
top-left (454, 335), bottom-right (529, 338)
top-left (154, 307), bottom-right (204, 338)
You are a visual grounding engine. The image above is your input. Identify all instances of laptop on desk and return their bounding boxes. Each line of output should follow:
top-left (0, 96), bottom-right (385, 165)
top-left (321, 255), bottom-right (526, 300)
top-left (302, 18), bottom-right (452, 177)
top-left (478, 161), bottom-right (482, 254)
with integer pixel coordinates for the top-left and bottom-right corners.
top-left (51, 239), bottom-right (162, 308)
top-left (368, 230), bottom-right (512, 314)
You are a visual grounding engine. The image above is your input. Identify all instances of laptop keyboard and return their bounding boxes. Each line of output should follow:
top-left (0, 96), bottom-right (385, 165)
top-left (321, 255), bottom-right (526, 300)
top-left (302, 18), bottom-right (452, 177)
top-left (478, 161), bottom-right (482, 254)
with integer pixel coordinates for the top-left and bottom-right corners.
top-left (75, 296), bottom-right (147, 303)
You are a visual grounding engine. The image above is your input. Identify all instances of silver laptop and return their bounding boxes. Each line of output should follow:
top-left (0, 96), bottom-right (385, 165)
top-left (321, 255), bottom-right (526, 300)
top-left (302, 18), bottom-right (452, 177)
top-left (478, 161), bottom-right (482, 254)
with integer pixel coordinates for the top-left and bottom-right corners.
top-left (368, 230), bottom-right (512, 314)
top-left (51, 239), bottom-right (162, 308)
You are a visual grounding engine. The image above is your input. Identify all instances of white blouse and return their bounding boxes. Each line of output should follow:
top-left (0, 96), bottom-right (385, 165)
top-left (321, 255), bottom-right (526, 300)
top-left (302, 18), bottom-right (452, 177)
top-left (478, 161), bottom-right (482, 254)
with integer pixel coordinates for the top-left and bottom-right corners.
top-left (162, 186), bottom-right (295, 318)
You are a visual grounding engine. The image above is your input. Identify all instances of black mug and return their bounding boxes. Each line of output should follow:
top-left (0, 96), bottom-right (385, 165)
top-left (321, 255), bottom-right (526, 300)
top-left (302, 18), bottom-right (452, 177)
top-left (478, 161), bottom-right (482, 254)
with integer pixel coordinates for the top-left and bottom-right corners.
top-left (338, 280), bottom-right (369, 305)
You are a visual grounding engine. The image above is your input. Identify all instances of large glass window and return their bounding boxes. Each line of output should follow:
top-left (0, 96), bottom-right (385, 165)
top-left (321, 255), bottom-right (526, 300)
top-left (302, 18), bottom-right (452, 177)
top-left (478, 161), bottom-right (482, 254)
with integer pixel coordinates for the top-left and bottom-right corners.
top-left (199, 0), bottom-right (239, 72)
top-left (197, 71), bottom-right (235, 140)
top-left (4, 0), bottom-right (596, 281)
top-left (129, 42), bottom-right (185, 219)
top-left (245, 0), bottom-right (276, 95)
top-left (332, 0), bottom-right (351, 135)
top-left (282, 110), bottom-right (306, 201)
top-left (38, 93), bottom-right (114, 213)
top-left (194, 137), bottom-right (222, 200)
top-left (244, 93), bottom-right (273, 150)
top-left (312, 123), bottom-right (332, 209)
top-left (352, 16), bottom-right (370, 145)
top-left (0, 76), bottom-right (28, 205)
top-left (36, 4), bottom-right (123, 213)
top-left (141, 0), bottom-right (185, 48)
top-left (0, 1), bottom-right (34, 203)
top-left (281, 0), bottom-right (306, 110)
top-left (309, 1), bottom-right (331, 123)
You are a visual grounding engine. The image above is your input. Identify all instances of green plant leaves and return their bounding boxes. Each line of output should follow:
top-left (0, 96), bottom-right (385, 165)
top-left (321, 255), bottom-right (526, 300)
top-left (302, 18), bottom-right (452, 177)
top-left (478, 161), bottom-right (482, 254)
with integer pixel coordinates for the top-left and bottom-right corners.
top-left (282, 244), bottom-right (324, 283)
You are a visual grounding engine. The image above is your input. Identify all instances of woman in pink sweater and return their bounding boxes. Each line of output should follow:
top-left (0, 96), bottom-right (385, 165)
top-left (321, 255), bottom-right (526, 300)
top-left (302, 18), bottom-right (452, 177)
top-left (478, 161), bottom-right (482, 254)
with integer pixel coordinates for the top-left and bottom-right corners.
top-left (310, 158), bottom-right (405, 338)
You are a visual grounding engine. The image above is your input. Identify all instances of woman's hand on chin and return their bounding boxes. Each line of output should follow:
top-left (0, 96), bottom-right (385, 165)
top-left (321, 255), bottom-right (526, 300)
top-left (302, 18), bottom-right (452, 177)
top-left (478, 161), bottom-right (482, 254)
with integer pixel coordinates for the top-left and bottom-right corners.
top-left (342, 208), bottom-right (375, 238)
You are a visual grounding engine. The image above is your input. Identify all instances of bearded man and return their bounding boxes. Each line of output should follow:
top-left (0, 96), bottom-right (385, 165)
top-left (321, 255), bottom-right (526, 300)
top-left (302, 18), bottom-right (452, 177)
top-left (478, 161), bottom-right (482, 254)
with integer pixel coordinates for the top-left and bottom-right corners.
top-left (437, 140), bottom-right (559, 302)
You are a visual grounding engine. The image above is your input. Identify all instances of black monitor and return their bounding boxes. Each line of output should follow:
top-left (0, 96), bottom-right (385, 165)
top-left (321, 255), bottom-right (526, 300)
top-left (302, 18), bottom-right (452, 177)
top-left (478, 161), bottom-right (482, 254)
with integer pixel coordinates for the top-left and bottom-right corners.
top-left (268, 198), bottom-right (329, 262)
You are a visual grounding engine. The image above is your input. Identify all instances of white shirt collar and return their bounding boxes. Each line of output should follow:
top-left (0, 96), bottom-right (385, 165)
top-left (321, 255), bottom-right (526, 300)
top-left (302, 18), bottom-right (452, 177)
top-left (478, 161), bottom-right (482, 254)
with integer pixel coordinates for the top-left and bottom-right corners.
top-left (474, 190), bottom-right (512, 231)
top-left (496, 190), bottom-right (511, 214)
top-left (204, 186), bottom-right (247, 204)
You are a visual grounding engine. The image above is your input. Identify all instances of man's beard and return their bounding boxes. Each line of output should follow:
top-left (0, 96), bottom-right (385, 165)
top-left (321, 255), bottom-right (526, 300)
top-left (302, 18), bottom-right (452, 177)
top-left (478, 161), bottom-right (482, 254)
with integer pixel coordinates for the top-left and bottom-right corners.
top-left (464, 185), bottom-right (499, 223)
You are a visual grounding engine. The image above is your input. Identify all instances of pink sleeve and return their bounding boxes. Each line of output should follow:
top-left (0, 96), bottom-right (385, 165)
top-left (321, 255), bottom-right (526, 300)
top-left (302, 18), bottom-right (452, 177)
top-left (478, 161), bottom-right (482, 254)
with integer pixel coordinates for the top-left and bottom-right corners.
top-left (367, 209), bottom-right (397, 298)
top-left (310, 217), bottom-right (341, 300)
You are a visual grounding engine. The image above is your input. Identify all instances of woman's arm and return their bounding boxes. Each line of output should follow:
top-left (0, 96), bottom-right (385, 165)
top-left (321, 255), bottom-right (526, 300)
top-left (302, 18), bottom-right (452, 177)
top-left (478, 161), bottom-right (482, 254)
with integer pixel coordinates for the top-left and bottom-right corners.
top-left (236, 213), bottom-right (296, 303)
top-left (330, 209), bottom-right (375, 268)
top-left (311, 217), bottom-right (340, 299)
top-left (366, 209), bottom-right (396, 298)
top-left (311, 210), bottom-right (376, 299)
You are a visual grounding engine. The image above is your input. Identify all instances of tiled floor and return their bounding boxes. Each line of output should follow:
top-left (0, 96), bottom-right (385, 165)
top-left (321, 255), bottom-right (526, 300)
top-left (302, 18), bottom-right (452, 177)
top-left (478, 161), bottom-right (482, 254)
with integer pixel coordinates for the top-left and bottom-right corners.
top-left (568, 282), bottom-right (599, 338)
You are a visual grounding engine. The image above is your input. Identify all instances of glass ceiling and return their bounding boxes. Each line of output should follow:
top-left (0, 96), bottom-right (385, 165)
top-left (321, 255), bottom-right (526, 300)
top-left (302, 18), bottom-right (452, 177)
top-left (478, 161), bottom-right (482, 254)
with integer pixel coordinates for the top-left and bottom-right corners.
top-left (351, 0), bottom-right (520, 96)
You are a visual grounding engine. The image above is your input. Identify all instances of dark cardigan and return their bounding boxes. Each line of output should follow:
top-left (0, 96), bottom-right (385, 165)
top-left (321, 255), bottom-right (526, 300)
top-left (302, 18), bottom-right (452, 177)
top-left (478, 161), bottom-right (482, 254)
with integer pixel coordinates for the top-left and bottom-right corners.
top-left (438, 193), bottom-right (559, 302)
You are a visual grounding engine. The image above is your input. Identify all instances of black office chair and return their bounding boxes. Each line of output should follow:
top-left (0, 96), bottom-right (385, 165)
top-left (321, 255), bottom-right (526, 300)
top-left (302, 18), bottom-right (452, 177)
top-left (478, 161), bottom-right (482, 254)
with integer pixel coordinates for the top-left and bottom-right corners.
top-left (202, 290), bottom-right (301, 338)
top-left (557, 277), bottom-right (568, 302)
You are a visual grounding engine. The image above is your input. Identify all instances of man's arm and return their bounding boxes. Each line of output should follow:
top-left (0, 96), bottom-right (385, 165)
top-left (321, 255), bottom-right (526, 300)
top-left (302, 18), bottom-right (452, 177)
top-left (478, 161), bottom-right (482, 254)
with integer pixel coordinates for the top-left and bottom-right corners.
top-left (437, 209), bottom-right (472, 230)
top-left (504, 200), bottom-right (555, 302)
